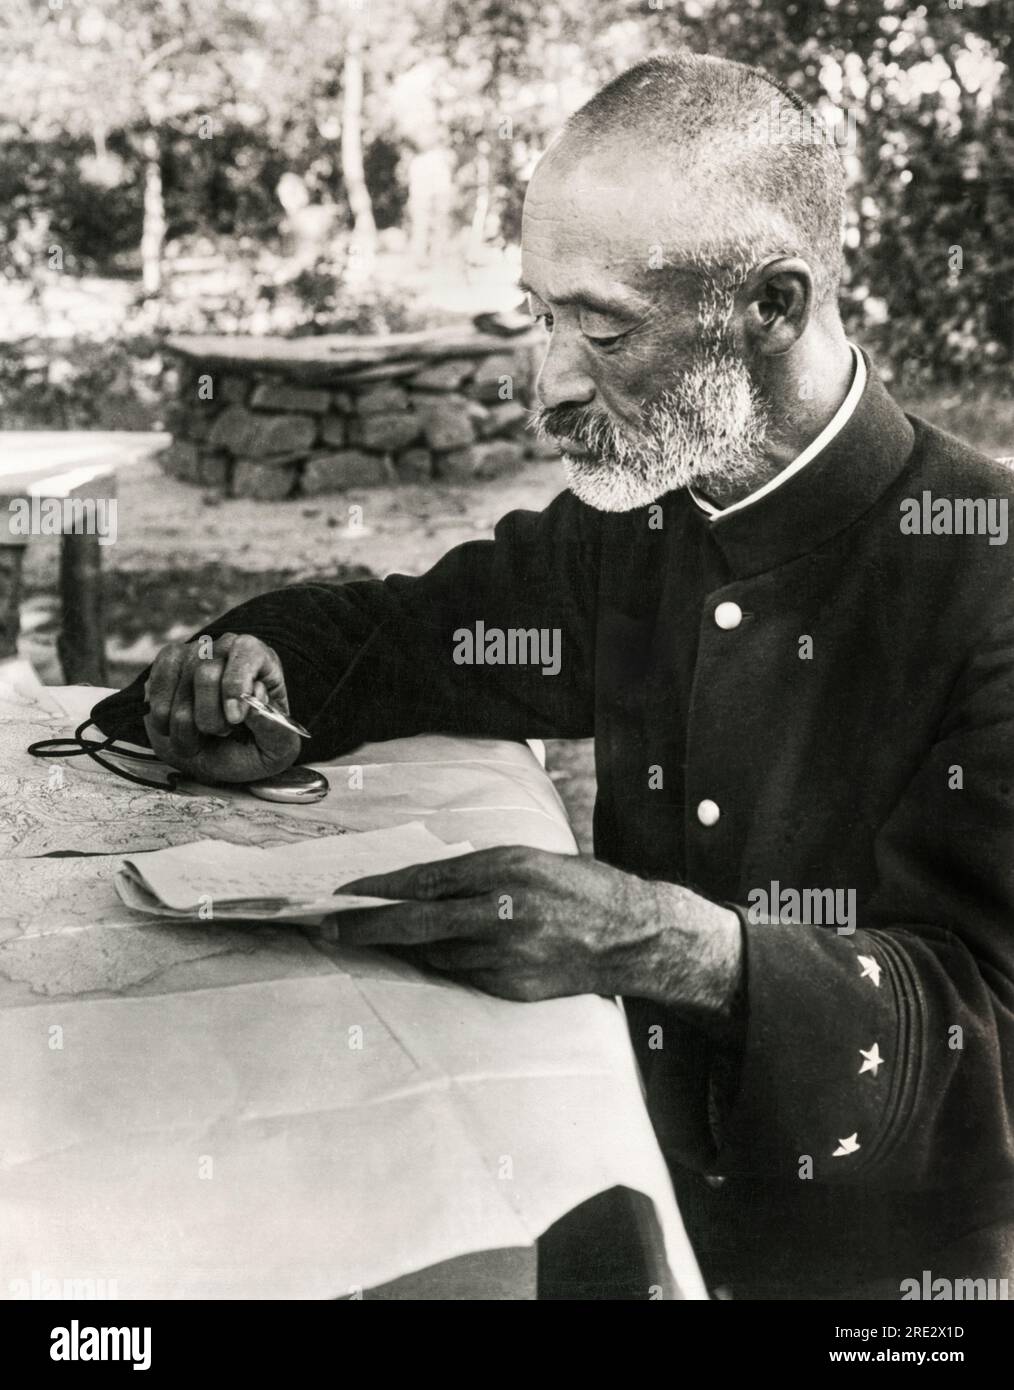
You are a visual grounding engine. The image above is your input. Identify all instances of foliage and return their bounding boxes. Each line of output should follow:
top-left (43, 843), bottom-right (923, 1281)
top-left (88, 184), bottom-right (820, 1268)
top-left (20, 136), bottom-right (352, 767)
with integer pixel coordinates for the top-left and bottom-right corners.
top-left (0, 335), bottom-right (166, 430)
top-left (0, 0), bottom-right (1011, 393)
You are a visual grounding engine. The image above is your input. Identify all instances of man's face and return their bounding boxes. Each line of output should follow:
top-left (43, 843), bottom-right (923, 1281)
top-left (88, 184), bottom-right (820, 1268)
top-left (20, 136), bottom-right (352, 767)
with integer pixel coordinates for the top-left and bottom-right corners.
top-left (521, 139), bottom-right (771, 511)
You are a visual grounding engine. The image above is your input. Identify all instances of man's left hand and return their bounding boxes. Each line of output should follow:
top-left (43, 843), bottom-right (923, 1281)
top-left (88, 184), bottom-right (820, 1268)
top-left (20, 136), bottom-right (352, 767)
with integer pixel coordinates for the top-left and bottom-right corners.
top-left (319, 839), bottom-right (739, 1017)
top-left (323, 846), bottom-right (739, 1011)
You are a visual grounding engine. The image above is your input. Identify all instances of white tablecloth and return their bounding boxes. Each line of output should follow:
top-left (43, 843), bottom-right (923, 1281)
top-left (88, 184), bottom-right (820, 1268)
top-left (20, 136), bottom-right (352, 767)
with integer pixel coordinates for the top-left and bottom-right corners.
top-left (0, 673), bottom-right (706, 1299)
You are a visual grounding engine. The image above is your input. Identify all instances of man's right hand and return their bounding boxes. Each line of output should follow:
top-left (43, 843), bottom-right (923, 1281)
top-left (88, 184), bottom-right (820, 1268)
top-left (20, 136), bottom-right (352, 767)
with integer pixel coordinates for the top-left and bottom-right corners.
top-left (143, 633), bottom-right (302, 784)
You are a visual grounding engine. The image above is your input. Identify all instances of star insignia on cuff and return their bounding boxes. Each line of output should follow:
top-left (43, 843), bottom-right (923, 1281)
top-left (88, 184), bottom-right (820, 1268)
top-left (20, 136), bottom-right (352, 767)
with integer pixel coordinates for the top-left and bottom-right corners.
top-left (859, 1042), bottom-right (884, 1077)
top-left (833, 1133), bottom-right (861, 1157)
top-left (857, 954), bottom-right (882, 987)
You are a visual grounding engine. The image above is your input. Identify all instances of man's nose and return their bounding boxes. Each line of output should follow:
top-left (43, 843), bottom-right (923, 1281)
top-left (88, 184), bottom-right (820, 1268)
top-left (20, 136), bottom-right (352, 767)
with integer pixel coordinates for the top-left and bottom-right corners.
top-left (535, 336), bottom-right (596, 411)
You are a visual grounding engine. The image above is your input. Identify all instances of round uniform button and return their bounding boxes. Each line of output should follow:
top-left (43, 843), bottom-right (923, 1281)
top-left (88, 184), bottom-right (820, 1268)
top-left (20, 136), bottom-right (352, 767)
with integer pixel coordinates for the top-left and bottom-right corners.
top-left (704, 1174), bottom-right (727, 1190)
top-left (697, 798), bottom-right (721, 827)
top-left (714, 601), bottom-right (742, 630)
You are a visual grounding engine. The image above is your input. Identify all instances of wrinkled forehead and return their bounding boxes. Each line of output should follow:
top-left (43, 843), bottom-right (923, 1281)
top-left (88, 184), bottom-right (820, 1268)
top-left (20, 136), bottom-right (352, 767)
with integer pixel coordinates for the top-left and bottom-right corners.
top-left (521, 137), bottom-right (711, 300)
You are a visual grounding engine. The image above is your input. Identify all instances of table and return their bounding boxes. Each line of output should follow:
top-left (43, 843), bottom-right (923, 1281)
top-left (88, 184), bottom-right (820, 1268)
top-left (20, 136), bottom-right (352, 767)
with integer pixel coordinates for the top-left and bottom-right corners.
top-left (0, 676), bottom-right (706, 1300)
top-left (0, 432), bottom-right (167, 682)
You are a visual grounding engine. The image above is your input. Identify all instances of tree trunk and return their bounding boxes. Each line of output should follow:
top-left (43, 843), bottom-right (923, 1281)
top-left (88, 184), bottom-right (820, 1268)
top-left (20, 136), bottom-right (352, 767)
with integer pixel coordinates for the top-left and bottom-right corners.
top-left (341, 29), bottom-right (377, 257)
top-left (467, 141), bottom-right (492, 264)
top-left (140, 131), bottom-right (165, 297)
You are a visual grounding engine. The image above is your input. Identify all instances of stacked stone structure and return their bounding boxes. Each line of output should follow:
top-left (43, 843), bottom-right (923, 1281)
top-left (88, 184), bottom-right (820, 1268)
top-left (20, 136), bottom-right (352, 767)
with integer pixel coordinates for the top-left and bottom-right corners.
top-left (159, 326), bottom-right (552, 498)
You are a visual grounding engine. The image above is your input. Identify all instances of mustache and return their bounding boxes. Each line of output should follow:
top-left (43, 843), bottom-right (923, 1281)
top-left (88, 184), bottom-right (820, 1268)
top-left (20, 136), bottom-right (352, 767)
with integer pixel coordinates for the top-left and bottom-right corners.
top-left (531, 332), bottom-right (750, 449)
top-left (531, 404), bottom-right (618, 448)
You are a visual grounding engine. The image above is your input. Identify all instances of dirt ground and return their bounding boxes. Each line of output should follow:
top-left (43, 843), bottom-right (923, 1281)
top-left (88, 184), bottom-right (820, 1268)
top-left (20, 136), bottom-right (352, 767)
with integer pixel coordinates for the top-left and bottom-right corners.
top-left (20, 452), bottom-right (598, 852)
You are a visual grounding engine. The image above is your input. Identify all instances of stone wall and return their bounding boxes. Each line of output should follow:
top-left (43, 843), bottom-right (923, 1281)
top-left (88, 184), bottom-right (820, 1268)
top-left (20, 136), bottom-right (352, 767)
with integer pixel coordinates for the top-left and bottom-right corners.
top-left (159, 326), bottom-right (553, 499)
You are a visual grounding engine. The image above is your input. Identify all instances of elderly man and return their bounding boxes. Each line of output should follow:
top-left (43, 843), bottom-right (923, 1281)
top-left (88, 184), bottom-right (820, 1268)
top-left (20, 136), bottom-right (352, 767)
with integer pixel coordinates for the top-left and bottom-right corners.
top-left (95, 52), bottom-right (1014, 1300)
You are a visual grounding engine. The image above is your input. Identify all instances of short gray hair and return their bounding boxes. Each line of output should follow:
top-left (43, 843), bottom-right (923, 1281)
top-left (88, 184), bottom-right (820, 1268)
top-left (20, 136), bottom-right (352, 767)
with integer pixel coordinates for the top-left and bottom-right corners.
top-left (565, 52), bottom-right (847, 306)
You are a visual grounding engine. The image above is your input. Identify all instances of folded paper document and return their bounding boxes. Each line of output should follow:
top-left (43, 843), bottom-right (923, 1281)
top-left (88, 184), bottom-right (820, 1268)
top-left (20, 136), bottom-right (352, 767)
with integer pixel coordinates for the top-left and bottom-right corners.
top-left (115, 820), bottom-right (474, 920)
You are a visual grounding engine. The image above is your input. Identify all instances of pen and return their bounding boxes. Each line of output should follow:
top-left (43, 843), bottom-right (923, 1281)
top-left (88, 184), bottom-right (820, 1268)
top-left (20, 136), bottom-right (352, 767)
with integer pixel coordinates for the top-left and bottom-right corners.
top-left (240, 693), bottom-right (312, 740)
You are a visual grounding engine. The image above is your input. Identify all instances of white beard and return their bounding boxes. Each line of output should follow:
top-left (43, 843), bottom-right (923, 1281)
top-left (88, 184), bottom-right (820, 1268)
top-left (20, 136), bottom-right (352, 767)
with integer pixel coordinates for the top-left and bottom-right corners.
top-left (547, 347), bottom-right (771, 514)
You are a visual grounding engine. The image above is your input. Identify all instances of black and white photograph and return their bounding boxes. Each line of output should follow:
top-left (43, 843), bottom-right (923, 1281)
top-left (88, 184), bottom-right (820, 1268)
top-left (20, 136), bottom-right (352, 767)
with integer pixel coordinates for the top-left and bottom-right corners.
top-left (1, 0), bottom-right (1011, 1357)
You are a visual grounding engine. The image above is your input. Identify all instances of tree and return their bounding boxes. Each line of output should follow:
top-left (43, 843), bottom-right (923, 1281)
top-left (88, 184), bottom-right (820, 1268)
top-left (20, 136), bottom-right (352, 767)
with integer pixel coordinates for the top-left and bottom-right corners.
top-left (341, 26), bottom-right (376, 255)
top-left (4, 0), bottom-right (265, 297)
top-left (246, 0), bottom-right (439, 267)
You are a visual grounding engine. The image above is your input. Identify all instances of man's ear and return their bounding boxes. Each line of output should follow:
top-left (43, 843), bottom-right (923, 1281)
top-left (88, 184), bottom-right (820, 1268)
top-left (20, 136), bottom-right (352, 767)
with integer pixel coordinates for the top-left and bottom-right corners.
top-left (740, 257), bottom-right (813, 356)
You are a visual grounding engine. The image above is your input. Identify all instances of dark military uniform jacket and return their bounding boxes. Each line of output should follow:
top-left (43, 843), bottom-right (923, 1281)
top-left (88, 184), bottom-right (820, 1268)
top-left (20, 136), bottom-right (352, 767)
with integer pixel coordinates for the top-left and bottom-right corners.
top-left (95, 357), bottom-right (1014, 1299)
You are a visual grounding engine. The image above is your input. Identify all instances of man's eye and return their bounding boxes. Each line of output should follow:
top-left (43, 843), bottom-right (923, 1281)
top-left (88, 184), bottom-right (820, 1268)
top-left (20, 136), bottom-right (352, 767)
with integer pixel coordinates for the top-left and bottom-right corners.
top-left (534, 312), bottom-right (554, 330)
top-left (586, 333), bottom-right (623, 349)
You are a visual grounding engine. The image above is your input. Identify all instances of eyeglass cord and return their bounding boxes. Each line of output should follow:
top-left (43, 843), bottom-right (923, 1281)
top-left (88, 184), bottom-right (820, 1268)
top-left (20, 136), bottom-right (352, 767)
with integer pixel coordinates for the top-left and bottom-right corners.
top-left (27, 720), bottom-right (185, 793)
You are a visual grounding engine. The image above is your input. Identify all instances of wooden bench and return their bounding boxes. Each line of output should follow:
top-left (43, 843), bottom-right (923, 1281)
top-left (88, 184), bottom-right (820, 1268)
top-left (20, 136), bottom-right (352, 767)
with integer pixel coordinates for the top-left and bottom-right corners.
top-left (0, 432), bottom-right (166, 683)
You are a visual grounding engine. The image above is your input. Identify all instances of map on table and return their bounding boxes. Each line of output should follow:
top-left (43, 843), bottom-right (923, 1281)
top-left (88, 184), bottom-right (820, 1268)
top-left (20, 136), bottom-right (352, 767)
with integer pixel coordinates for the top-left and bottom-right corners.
top-left (0, 854), bottom-right (275, 1001)
top-left (0, 719), bottom-right (352, 857)
top-left (1, 672), bottom-right (706, 1300)
top-left (1, 842), bottom-right (706, 1301)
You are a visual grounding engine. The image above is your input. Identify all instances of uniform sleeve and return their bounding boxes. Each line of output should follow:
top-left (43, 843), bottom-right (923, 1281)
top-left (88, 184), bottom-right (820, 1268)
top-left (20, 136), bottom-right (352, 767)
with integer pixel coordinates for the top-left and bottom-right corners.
top-left (711, 612), bottom-right (1014, 1189)
top-left (91, 489), bottom-right (601, 758)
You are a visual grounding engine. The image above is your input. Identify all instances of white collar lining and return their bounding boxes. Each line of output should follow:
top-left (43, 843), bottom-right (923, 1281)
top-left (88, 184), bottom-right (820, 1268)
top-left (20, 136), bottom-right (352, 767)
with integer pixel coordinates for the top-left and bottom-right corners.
top-left (690, 344), bottom-right (867, 521)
